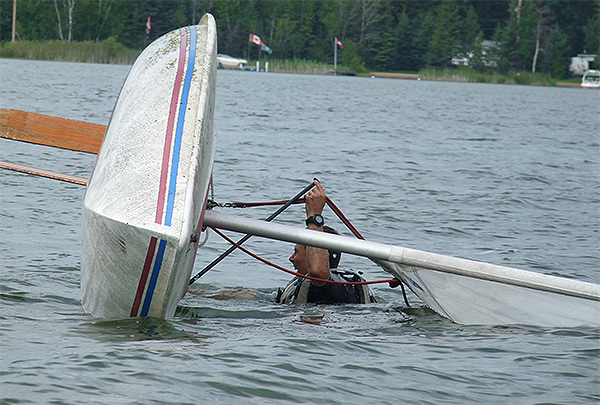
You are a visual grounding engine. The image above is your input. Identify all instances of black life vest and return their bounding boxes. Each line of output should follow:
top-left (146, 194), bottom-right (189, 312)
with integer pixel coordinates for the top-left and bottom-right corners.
top-left (276, 269), bottom-right (375, 304)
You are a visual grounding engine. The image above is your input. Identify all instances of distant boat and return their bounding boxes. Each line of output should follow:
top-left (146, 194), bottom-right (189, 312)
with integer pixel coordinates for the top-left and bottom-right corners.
top-left (581, 70), bottom-right (600, 88)
top-left (217, 54), bottom-right (247, 69)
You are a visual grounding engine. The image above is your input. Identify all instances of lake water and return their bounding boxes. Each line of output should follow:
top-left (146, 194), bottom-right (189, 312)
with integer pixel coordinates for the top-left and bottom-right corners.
top-left (1, 58), bottom-right (599, 404)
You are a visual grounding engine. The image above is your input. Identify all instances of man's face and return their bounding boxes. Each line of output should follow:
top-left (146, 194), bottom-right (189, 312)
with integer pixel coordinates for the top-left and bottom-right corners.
top-left (289, 244), bottom-right (308, 275)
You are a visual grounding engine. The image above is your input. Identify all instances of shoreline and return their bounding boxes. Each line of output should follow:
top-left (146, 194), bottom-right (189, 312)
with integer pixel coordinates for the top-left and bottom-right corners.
top-left (368, 70), bottom-right (586, 88)
top-left (369, 72), bottom-right (420, 80)
top-left (1, 56), bottom-right (586, 88)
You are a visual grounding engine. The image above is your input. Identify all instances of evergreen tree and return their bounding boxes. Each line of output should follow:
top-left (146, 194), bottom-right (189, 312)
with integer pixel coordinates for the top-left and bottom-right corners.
top-left (370, 29), bottom-right (395, 70)
top-left (584, 1), bottom-right (599, 56)
top-left (493, 0), bottom-right (538, 72)
top-left (426, 0), bottom-right (460, 67)
top-left (339, 38), bottom-right (367, 72)
top-left (542, 25), bottom-right (569, 78)
top-left (513, 0), bottom-right (538, 71)
top-left (362, 0), bottom-right (392, 70)
top-left (411, 12), bottom-right (436, 70)
top-left (394, 9), bottom-right (413, 70)
top-left (458, 4), bottom-right (481, 62)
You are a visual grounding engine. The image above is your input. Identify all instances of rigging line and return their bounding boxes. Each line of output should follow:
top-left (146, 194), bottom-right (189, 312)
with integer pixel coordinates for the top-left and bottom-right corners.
top-left (325, 197), bottom-right (364, 239)
top-left (229, 199), bottom-right (306, 208)
top-left (209, 226), bottom-right (397, 286)
top-left (189, 180), bottom-right (318, 285)
top-left (325, 197), bottom-right (411, 307)
top-left (212, 194), bottom-right (411, 306)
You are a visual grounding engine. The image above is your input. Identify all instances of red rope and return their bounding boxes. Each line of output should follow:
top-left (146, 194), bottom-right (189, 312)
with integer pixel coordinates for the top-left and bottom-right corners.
top-left (210, 226), bottom-right (397, 286)
top-left (232, 198), bottom-right (362, 239)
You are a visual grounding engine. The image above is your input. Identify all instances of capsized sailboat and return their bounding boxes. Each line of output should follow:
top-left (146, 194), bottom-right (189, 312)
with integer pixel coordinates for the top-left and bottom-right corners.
top-left (1, 15), bottom-right (598, 328)
top-left (82, 14), bottom-right (217, 319)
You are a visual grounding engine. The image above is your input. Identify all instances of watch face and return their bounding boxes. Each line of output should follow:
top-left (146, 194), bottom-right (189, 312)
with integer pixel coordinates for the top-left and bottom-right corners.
top-left (306, 214), bottom-right (324, 227)
top-left (313, 214), bottom-right (324, 226)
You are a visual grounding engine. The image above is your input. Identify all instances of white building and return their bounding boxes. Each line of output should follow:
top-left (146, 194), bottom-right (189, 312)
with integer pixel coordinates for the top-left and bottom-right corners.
top-left (570, 54), bottom-right (597, 76)
top-left (451, 40), bottom-right (499, 68)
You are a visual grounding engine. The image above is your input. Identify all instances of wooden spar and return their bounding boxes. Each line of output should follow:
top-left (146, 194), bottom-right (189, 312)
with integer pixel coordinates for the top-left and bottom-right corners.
top-left (0, 109), bottom-right (102, 185)
top-left (0, 109), bottom-right (106, 154)
top-left (0, 160), bottom-right (88, 186)
top-left (203, 210), bottom-right (600, 327)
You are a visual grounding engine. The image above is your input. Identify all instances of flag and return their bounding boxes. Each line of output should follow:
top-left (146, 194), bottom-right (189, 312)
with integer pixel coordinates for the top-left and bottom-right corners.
top-left (249, 33), bottom-right (263, 46)
top-left (145, 17), bottom-right (151, 38)
top-left (261, 43), bottom-right (272, 55)
top-left (335, 37), bottom-right (343, 49)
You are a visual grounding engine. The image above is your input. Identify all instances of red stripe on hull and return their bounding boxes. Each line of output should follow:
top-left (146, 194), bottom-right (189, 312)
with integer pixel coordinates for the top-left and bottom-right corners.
top-left (155, 29), bottom-right (189, 225)
top-left (130, 236), bottom-right (158, 317)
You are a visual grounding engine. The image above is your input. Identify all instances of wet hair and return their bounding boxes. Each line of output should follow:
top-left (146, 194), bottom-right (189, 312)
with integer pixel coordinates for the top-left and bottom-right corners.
top-left (323, 226), bottom-right (341, 269)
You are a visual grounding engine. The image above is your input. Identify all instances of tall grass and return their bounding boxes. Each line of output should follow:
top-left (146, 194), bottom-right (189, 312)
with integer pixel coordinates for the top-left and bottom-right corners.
top-left (252, 59), bottom-right (353, 75)
top-left (418, 67), bottom-right (556, 86)
top-left (0, 38), bottom-right (139, 65)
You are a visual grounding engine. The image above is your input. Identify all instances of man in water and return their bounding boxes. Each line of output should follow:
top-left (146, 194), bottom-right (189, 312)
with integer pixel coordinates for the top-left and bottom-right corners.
top-left (189, 180), bottom-right (374, 304)
top-left (276, 180), bottom-right (374, 304)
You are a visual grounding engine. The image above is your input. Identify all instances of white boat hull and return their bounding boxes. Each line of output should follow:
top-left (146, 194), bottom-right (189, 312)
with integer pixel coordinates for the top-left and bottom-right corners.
top-left (386, 261), bottom-right (598, 327)
top-left (203, 210), bottom-right (600, 328)
top-left (82, 15), bottom-right (217, 319)
top-left (581, 69), bottom-right (600, 88)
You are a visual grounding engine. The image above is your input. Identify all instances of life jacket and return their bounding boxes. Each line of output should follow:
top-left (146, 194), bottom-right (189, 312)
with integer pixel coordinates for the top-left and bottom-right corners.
top-left (276, 269), bottom-right (375, 304)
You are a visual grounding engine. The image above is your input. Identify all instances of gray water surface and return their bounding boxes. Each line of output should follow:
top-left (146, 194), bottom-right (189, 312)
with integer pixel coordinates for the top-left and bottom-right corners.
top-left (1, 59), bottom-right (599, 404)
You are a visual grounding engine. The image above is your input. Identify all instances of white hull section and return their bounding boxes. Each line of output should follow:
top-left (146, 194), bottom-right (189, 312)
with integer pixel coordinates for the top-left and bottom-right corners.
top-left (204, 210), bottom-right (600, 327)
top-left (581, 70), bottom-right (600, 88)
top-left (82, 15), bottom-right (217, 319)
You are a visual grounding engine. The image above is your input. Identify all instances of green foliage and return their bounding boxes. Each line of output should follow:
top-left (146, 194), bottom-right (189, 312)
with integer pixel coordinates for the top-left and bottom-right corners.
top-left (419, 66), bottom-right (556, 86)
top-left (426, 0), bottom-right (460, 66)
top-left (543, 25), bottom-right (569, 79)
top-left (410, 12), bottom-right (436, 70)
top-left (338, 38), bottom-right (367, 73)
top-left (0, 0), bottom-right (597, 79)
top-left (459, 5), bottom-right (480, 57)
top-left (0, 38), bottom-right (139, 64)
top-left (584, 1), bottom-right (600, 55)
top-left (263, 58), bottom-right (334, 74)
top-left (491, 0), bottom-right (598, 77)
top-left (470, 36), bottom-right (487, 72)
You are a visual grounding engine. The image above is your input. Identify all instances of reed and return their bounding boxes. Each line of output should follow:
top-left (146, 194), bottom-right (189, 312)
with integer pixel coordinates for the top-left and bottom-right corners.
top-left (418, 67), bottom-right (556, 86)
top-left (0, 38), bottom-right (139, 65)
top-left (251, 59), bottom-right (351, 75)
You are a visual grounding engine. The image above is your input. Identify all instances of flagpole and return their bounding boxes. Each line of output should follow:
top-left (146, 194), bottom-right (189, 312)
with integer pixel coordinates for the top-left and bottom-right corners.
top-left (334, 37), bottom-right (337, 76)
top-left (12, 0), bottom-right (17, 42)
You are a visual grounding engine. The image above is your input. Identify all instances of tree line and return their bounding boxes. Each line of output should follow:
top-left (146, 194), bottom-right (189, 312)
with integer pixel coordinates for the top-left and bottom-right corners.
top-left (2, 0), bottom-right (598, 77)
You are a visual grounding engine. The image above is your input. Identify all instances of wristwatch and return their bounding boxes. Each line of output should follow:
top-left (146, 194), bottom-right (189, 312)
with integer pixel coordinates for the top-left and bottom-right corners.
top-left (306, 214), bottom-right (324, 227)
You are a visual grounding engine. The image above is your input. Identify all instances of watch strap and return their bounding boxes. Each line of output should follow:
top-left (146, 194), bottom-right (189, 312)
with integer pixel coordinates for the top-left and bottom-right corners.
top-left (305, 214), bottom-right (324, 227)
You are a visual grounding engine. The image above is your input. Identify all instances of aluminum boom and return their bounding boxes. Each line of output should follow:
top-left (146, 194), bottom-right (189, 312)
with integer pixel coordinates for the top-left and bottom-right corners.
top-left (203, 210), bottom-right (600, 305)
top-left (204, 210), bottom-right (600, 327)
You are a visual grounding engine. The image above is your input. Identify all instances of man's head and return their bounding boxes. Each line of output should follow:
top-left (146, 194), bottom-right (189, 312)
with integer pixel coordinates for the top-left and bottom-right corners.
top-left (289, 244), bottom-right (308, 274)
